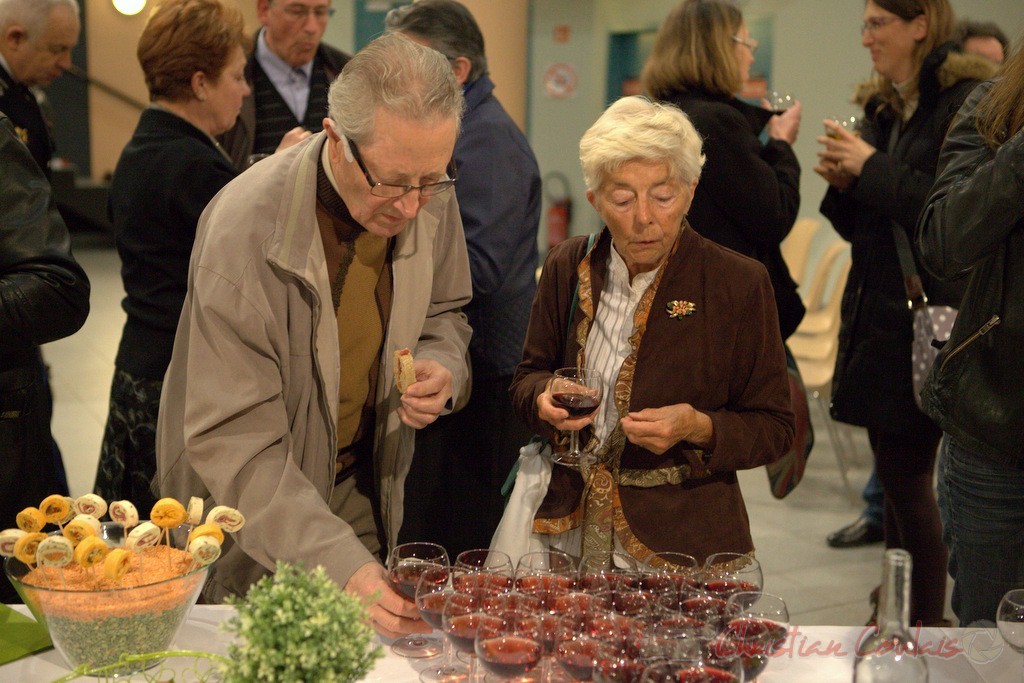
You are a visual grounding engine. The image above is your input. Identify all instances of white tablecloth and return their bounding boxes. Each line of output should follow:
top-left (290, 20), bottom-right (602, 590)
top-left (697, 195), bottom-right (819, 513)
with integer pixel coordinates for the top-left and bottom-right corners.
top-left (3, 605), bottom-right (1021, 681)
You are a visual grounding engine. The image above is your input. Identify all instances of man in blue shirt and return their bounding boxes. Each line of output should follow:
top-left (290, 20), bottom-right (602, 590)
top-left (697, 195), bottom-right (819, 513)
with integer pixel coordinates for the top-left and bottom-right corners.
top-left (387, 0), bottom-right (542, 556)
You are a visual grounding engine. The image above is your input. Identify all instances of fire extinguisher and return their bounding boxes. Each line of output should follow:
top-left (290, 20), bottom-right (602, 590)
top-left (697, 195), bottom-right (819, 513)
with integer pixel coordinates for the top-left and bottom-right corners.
top-left (544, 171), bottom-right (572, 250)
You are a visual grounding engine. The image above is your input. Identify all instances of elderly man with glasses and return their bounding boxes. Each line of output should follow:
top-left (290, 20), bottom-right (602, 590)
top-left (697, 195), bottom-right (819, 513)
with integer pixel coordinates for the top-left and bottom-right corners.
top-left (220, 0), bottom-right (350, 170)
top-left (157, 34), bottom-right (472, 639)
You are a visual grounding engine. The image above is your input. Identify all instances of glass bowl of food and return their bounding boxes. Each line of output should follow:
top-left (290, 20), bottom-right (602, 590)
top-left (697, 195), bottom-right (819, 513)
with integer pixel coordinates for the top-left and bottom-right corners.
top-left (4, 522), bottom-right (209, 677)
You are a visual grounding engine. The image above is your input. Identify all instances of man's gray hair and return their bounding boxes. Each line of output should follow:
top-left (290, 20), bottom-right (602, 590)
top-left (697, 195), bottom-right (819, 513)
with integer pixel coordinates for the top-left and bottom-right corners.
top-left (384, 0), bottom-right (487, 84)
top-left (580, 96), bottom-right (705, 192)
top-left (0, 0), bottom-right (79, 38)
top-left (328, 32), bottom-right (464, 145)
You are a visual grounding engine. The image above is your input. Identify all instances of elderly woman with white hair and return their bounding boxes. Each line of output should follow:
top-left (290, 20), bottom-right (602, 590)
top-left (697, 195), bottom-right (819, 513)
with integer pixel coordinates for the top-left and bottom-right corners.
top-left (510, 96), bottom-right (795, 564)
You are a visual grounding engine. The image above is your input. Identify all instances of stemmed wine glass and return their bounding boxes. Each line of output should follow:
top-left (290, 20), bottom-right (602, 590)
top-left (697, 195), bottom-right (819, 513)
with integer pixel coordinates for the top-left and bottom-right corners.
top-left (475, 608), bottom-right (545, 681)
top-left (417, 565), bottom-right (470, 682)
top-left (387, 541), bottom-right (449, 658)
top-left (456, 549), bottom-right (516, 594)
top-left (443, 589), bottom-right (484, 680)
top-left (550, 367), bottom-right (604, 466)
top-left (722, 591), bottom-right (790, 681)
top-left (516, 549), bottom-right (577, 611)
top-left (702, 552), bottom-right (763, 600)
top-left (641, 551), bottom-right (700, 612)
top-left (997, 588), bottom-right (1024, 676)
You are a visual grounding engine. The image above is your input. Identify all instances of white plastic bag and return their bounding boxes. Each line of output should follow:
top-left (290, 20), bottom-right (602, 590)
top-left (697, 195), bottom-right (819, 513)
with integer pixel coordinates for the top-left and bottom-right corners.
top-left (489, 439), bottom-right (552, 568)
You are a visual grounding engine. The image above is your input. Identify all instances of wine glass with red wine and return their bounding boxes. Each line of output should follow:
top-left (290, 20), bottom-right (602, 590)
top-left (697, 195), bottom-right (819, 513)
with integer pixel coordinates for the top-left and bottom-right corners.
top-left (701, 552), bottom-right (763, 600)
top-left (387, 541), bottom-right (449, 658)
top-left (475, 608), bottom-right (544, 681)
top-left (417, 566), bottom-right (471, 682)
top-left (721, 591), bottom-right (789, 681)
top-left (550, 367), bottom-right (604, 466)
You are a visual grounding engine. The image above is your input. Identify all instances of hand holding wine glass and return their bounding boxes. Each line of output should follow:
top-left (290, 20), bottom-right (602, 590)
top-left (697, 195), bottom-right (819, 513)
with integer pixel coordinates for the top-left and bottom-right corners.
top-left (544, 367), bottom-right (604, 466)
top-left (386, 541), bottom-right (450, 658)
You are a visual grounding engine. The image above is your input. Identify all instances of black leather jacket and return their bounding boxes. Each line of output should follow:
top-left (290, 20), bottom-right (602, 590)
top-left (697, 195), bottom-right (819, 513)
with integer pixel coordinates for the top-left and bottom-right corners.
top-left (916, 80), bottom-right (1024, 467)
top-left (0, 113), bottom-right (90, 369)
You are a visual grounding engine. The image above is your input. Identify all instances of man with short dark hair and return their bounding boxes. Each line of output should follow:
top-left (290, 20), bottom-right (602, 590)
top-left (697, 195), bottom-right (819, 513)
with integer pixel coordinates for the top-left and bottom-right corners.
top-left (0, 0), bottom-right (79, 172)
top-left (386, 0), bottom-right (542, 557)
top-left (220, 0), bottom-right (350, 169)
top-left (955, 19), bottom-right (1009, 65)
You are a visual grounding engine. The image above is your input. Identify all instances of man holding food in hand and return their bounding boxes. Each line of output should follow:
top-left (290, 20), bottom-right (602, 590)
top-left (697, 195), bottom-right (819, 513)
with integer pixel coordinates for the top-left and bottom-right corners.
top-left (156, 33), bottom-right (471, 638)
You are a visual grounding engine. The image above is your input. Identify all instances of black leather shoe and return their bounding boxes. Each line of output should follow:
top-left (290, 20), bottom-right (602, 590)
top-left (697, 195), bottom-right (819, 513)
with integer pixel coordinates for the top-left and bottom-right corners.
top-left (827, 516), bottom-right (884, 548)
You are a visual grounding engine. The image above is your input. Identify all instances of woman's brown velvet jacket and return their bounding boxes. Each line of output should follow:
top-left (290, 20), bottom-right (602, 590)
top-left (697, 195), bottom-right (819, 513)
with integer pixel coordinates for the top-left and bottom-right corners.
top-left (510, 226), bottom-right (795, 562)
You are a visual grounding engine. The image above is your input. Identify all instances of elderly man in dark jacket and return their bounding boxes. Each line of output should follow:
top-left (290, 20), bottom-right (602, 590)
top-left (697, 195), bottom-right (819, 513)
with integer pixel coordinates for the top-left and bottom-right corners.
top-left (386, 0), bottom-right (541, 556)
top-left (0, 112), bottom-right (90, 603)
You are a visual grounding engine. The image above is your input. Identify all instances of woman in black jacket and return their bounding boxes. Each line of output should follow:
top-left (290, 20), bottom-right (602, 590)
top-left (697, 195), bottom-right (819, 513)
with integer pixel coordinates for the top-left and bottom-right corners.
top-left (816, 0), bottom-right (994, 626)
top-left (94, 0), bottom-right (249, 512)
top-left (917, 40), bottom-right (1024, 626)
top-left (641, 0), bottom-right (804, 340)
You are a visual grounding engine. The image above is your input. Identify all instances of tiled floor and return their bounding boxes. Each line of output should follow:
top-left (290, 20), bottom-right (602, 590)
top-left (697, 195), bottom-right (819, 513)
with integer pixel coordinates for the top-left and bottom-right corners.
top-left (44, 242), bottom-right (951, 626)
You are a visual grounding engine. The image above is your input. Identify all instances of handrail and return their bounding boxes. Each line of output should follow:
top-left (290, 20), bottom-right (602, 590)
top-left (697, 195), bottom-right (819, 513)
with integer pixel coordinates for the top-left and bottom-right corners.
top-left (65, 64), bottom-right (147, 112)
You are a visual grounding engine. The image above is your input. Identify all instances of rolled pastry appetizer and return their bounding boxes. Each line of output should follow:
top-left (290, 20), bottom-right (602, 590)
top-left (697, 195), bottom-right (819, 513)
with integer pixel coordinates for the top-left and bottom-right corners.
top-left (109, 500), bottom-right (139, 529)
top-left (206, 506), bottom-right (245, 533)
top-left (14, 532), bottom-right (47, 565)
top-left (0, 528), bottom-right (28, 557)
top-left (150, 498), bottom-right (187, 528)
top-left (126, 521), bottom-right (162, 551)
top-left (36, 536), bottom-right (74, 568)
top-left (74, 535), bottom-right (109, 568)
top-left (40, 494), bottom-right (71, 525)
top-left (74, 493), bottom-right (108, 519)
top-left (63, 514), bottom-right (101, 546)
top-left (104, 548), bottom-right (133, 581)
top-left (16, 507), bottom-right (46, 533)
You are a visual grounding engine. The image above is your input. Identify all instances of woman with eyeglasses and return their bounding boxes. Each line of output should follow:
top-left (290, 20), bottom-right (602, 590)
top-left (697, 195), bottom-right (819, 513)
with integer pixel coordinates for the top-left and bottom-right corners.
top-left (815, 0), bottom-right (996, 627)
top-left (642, 0), bottom-right (805, 343)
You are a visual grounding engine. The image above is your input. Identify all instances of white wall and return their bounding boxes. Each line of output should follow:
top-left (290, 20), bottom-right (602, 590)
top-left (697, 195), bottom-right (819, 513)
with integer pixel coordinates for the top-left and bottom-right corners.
top-left (527, 0), bottom-right (1024, 249)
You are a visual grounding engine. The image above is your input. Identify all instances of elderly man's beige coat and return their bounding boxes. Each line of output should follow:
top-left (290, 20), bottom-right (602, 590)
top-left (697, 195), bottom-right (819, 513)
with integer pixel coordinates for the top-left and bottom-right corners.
top-left (157, 133), bottom-right (472, 601)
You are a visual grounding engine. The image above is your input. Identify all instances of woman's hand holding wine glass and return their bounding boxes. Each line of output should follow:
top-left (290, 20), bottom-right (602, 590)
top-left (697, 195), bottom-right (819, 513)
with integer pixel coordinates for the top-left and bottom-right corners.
top-left (540, 367), bottom-right (605, 467)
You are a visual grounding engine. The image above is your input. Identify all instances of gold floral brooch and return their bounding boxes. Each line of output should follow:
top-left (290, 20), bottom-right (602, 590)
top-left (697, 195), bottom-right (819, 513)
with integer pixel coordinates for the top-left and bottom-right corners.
top-left (666, 300), bottom-right (696, 319)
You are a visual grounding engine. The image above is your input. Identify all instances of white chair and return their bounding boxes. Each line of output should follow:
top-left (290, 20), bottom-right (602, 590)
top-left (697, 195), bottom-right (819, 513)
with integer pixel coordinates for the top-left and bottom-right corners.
top-left (780, 217), bottom-right (823, 287)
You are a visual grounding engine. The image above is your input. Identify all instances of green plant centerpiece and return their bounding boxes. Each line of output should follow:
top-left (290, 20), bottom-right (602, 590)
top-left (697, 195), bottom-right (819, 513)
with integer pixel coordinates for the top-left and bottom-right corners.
top-left (221, 560), bottom-right (383, 682)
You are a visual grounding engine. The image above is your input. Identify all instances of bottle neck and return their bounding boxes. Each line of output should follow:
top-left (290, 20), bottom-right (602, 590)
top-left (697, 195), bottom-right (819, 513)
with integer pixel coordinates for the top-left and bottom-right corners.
top-left (877, 548), bottom-right (913, 634)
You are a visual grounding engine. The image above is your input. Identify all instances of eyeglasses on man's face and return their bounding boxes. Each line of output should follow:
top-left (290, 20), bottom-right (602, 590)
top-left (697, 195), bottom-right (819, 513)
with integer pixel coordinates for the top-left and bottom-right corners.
top-left (861, 16), bottom-right (900, 34)
top-left (732, 35), bottom-right (758, 55)
top-left (346, 137), bottom-right (456, 199)
top-left (277, 2), bottom-right (335, 22)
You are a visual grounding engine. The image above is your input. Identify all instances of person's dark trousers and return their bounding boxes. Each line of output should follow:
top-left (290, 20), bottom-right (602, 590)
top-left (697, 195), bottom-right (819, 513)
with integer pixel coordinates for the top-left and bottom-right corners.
top-left (870, 420), bottom-right (946, 626)
top-left (399, 374), bottom-right (533, 559)
top-left (0, 349), bottom-right (70, 604)
top-left (938, 435), bottom-right (1024, 627)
